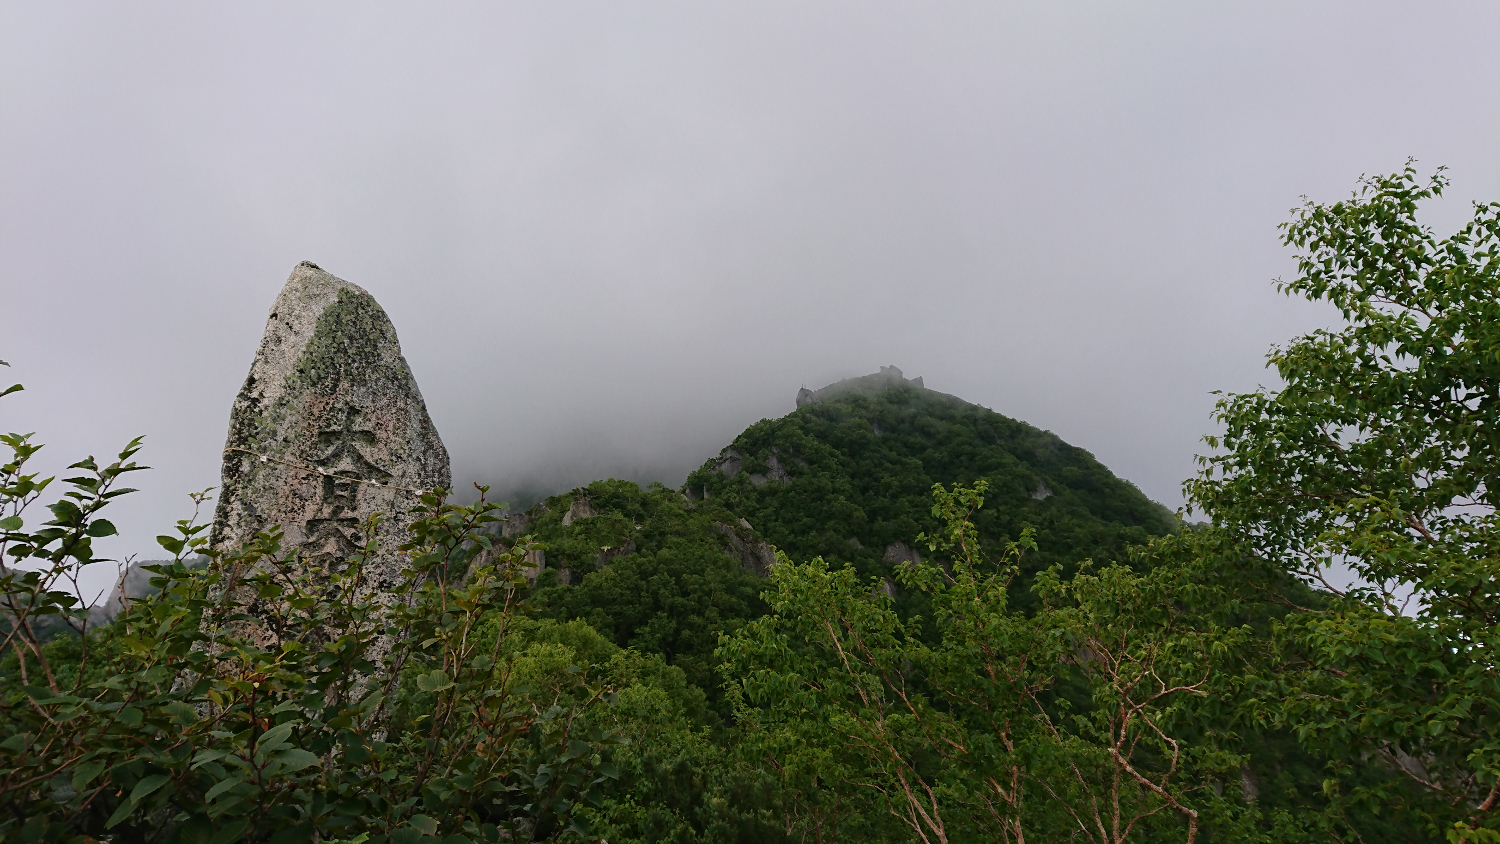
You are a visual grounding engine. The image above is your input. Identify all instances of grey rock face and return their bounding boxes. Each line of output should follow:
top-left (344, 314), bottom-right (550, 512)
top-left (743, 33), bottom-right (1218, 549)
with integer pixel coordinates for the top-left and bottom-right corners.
top-left (882, 541), bottom-right (924, 566)
top-left (594, 540), bottom-right (636, 568)
top-left (522, 549), bottom-right (546, 584)
top-left (765, 449), bottom-right (792, 484)
top-left (713, 522), bottom-right (778, 577)
top-left (500, 510), bottom-right (532, 538)
top-left (96, 560), bottom-right (158, 622)
top-left (731, 448), bottom-right (793, 488)
top-left (562, 494), bottom-right (599, 526)
top-left (712, 447), bottom-right (743, 477)
top-left (1032, 479), bottom-right (1054, 500)
top-left (210, 262), bottom-right (450, 644)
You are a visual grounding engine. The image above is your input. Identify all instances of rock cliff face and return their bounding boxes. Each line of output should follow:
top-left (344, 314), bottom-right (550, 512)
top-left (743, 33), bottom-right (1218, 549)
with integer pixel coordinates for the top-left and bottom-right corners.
top-left (562, 495), bottom-right (600, 526)
top-left (882, 541), bottom-right (924, 566)
top-left (210, 262), bottom-right (451, 644)
top-left (712, 521), bottom-right (778, 577)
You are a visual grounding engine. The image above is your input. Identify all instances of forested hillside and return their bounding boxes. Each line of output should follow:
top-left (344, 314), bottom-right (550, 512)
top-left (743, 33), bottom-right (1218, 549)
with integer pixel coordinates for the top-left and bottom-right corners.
top-left (684, 371), bottom-right (1175, 589)
top-left (507, 480), bottom-right (773, 713)
top-left (491, 370), bottom-right (1177, 712)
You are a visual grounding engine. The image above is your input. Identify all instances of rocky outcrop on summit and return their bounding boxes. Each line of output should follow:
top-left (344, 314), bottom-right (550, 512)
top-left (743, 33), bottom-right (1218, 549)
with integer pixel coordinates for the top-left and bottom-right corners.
top-left (797, 365), bottom-right (925, 408)
top-left (210, 262), bottom-right (450, 644)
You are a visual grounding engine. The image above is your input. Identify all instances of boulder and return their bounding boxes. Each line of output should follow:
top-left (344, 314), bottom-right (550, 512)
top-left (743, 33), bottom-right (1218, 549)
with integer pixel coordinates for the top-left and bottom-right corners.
top-left (209, 262), bottom-right (451, 648)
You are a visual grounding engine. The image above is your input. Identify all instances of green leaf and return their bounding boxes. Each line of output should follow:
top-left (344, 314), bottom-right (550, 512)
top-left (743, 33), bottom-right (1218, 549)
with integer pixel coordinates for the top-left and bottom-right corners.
top-left (275, 748), bottom-right (320, 771)
top-left (410, 814), bottom-right (439, 835)
top-left (178, 816), bottom-right (216, 844)
top-left (205, 775), bottom-right (242, 802)
top-left (416, 670), bottom-right (454, 693)
top-left (71, 759), bottom-right (107, 791)
top-left (392, 828), bottom-right (425, 844)
top-left (209, 819), bottom-right (249, 844)
top-left (255, 720), bottom-right (297, 753)
top-left (130, 773), bottom-right (170, 805)
top-left (105, 797), bottom-right (135, 830)
top-left (86, 519), bottom-right (117, 537)
top-left (0, 515), bottom-right (21, 531)
top-left (191, 749), bottom-right (228, 769)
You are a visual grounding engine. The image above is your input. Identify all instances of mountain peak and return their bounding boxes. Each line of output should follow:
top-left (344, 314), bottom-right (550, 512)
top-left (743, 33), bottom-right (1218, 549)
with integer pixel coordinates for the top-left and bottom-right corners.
top-left (797, 365), bottom-right (925, 408)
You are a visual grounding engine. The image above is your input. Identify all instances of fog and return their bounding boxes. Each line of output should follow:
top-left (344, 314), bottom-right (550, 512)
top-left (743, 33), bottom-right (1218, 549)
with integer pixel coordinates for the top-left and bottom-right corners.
top-left (2, 2), bottom-right (1498, 600)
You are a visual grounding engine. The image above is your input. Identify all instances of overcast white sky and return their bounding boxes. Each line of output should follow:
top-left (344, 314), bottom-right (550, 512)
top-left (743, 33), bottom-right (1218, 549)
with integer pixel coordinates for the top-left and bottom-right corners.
top-left (3, 2), bottom-right (1498, 597)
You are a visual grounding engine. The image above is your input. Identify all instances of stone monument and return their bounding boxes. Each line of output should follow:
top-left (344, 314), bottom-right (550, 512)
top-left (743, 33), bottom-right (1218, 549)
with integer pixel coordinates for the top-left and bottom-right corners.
top-left (209, 262), bottom-right (450, 644)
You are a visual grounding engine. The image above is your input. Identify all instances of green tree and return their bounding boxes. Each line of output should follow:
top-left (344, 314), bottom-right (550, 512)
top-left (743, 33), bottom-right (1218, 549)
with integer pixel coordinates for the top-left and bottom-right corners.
top-left (1187, 164), bottom-right (1500, 840)
top-left (720, 482), bottom-right (1246, 844)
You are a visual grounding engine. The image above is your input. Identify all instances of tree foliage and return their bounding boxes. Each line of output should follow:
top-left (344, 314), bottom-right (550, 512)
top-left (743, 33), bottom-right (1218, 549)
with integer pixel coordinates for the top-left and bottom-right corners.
top-left (720, 482), bottom-right (1250, 843)
top-left (519, 479), bottom-right (771, 712)
top-left (1188, 164), bottom-right (1500, 839)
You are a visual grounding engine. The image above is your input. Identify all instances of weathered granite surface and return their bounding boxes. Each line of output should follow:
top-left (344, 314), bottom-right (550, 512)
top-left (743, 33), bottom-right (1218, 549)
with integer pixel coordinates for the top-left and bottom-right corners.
top-left (712, 521), bottom-right (778, 577)
top-left (882, 540), bottom-right (924, 566)
top-left (210, 262), bottom-right (450, 638)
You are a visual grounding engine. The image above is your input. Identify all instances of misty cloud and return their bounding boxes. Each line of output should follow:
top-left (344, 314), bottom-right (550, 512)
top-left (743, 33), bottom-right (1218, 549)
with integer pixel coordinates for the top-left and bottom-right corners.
top-left (2, 2), bottom-right (1497, 602)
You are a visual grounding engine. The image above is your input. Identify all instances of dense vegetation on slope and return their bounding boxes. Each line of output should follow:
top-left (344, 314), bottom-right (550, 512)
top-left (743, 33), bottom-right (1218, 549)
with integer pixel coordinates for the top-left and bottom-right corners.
top-left (684, 375), bottom-right (1176, 594)
top-left (506, 378), bottom-right (1181, 706)
top-left (507, 479), bottom-right (773, 713)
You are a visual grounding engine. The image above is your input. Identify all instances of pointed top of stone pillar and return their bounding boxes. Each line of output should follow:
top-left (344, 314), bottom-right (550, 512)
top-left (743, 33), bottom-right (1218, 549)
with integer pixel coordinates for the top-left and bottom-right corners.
top-left (211, 262), bottom-right (451, 604)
